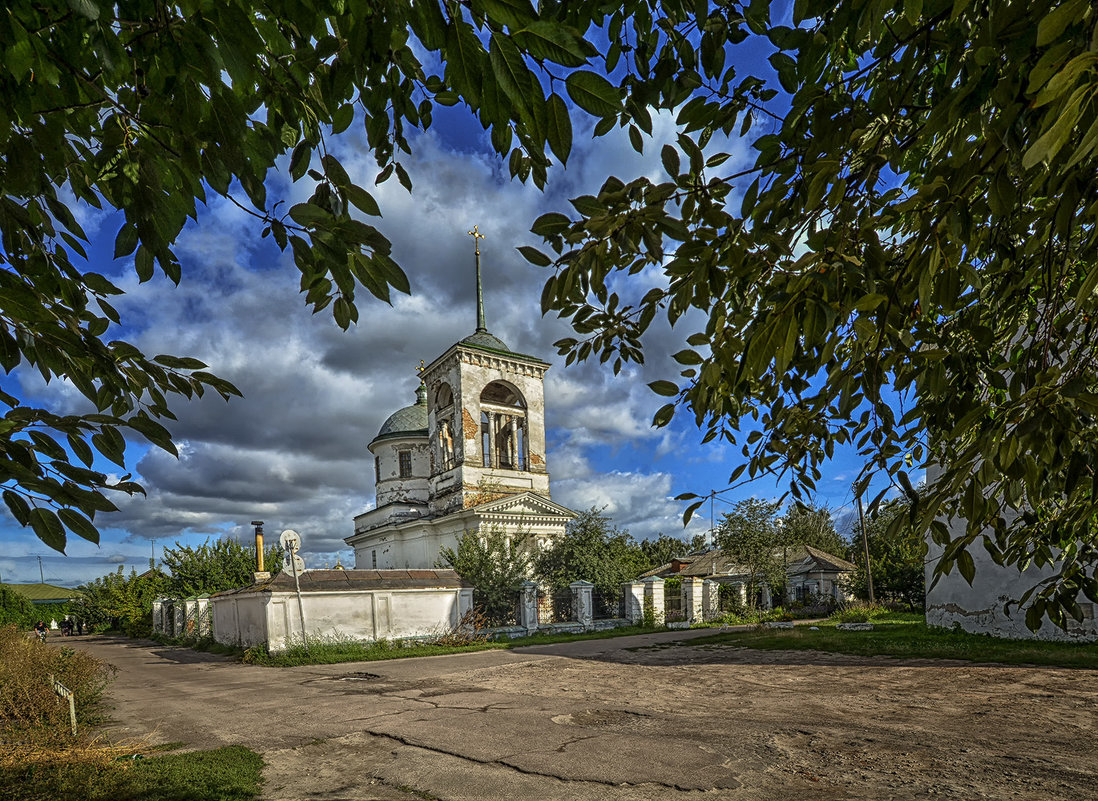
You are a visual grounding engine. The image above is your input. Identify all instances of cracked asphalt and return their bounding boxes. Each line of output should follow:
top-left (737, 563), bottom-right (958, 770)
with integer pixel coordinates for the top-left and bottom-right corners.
top-left (71, 631), bottom-right (1098, 800)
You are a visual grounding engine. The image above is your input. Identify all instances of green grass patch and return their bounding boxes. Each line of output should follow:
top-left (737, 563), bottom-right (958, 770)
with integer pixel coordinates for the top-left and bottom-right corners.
top-left (0, 745), bottom-right (264, 801)
top-left (685, 619), bottom-right (1098, 669)
top-left (246, 625), bottom-right (664, 667)
top-left (247, 637), bottom-right (507, 666)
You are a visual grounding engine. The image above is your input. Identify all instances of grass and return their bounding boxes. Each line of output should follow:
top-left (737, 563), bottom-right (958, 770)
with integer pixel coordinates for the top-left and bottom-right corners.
top-left (1, 744), bottom-right (264, 801)
top-left (684, 615), bottom-right (1098, 669)
top-left (246, 625), bottom-right (665, 667)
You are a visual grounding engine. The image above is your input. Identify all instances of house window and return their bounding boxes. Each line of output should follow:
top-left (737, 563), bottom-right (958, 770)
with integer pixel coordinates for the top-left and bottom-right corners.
top-left (398, 450), bottom-right (412, 478)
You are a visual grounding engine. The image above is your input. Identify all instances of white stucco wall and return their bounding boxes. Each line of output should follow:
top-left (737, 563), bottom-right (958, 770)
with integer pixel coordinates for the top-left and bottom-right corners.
top-left (211, 585), bottom-right (473, 652)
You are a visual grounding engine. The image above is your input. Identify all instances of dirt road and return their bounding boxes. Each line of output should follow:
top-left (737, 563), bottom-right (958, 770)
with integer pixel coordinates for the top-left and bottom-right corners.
top-left (71, 632), bottom-right (1097, 800)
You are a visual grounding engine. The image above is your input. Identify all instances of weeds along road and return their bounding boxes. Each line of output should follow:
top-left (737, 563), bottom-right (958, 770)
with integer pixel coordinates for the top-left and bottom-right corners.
top-left (72, 632), bottom-right (1098, 801)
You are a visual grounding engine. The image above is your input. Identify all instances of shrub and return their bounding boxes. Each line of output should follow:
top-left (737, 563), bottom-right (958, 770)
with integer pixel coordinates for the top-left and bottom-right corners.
top-left (830, 600), bottom-right (889, 624)
top-left (0, 625), bottom-right (115, 747)
top-left (0, 587), bottom-right (37, 629)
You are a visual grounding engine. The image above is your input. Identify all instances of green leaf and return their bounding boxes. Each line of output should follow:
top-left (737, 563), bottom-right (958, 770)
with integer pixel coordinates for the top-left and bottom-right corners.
top-left (566, 71), bottom-right (620, 117)
top-left (346, 185), bottom-right (381, 216)
top-left (3, 490), bottom-right (30, 526)
top-left (648, 380), bottom-right (679, 396)
top-left (517, 245), bottom-right (552, 266)
top-left (1036, 0), bottom-right (1084, 47)
top-left (30, 507), bottom-right (66, 553)
top-left (114, 223), bottom-right (139, 259)
top-left (531, 212), bottom-right (571, 236)
top-left (288, 203), bottom-right (329, 226)
top-left (66, 0), bottom-right (100, 20)
top-left (59, 508), bottom-right (99, 544)
top-left (661, 145), bottom-right (680, 177)
top-left (545, 93), bottom-right (572, 164)
top-left (512, 22), bottom-right (589, 68)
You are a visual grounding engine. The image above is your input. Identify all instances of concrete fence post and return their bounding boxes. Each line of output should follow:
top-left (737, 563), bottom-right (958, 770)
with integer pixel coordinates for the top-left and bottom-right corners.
top-left (624, 582), bottom-right (645, 623)
top-left (519, 581), bottom-right (539, 633)
top-left (151, 600), bottom-right (163, 634)
top-left (642, 575), bottom-right (665, 625)
top-left (570, 581), bottom-right (594, 628)
top-left (195, 598), bottom-right (211, 638)
top-left (171, 600), bottom-right (184, 638)
top-left (682, 578), bottom-right (703, 624)
top-left (702, 580), bottom-right (720, 620)
top-left (458, 587), bottom-right (474, 625)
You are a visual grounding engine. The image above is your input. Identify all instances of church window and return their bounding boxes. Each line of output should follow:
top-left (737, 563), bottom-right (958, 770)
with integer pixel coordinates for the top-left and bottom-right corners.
top-left (375, 456), bottom-right (380, 482)
top-left (398, 450), bottom-right (412, 478)
top-left (371, 550), bottom-right (377, 569)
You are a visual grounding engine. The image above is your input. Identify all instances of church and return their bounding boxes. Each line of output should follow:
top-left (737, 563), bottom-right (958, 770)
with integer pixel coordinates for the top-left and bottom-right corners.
top-left (346, 228), bottom-right (577, 569)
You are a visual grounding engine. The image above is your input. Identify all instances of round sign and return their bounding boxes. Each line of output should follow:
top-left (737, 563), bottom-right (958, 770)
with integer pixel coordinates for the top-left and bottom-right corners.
top-left (280, 529), bottom-right (301, 551)
top-left (284, 553), bottom-right (306, 575)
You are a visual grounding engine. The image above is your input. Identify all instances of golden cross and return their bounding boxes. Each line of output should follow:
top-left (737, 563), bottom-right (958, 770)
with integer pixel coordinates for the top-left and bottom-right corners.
top-left (467, 224), bottom-right (485, 256)
top-left (417, 359), bottom-right (424, 374)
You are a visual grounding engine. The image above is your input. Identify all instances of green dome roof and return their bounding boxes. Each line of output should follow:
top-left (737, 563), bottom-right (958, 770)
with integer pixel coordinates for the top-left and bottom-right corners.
top-left (461, 330), bottom-right (511, 353)
top-left (373, 384), bottom-right (428, 442)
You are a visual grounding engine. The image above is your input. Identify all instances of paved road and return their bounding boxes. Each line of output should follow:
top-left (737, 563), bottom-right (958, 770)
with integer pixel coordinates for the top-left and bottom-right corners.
top-left (71, 632), bottom-right (1098, 801)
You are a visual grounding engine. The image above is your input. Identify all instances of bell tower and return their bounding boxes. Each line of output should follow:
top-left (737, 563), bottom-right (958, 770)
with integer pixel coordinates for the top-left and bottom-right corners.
top-left (420, 226), bottom-right (551, 516)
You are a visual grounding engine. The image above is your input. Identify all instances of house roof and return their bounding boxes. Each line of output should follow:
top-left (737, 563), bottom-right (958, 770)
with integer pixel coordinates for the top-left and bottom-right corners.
top-left (5, 583), bottom-right (83, 602)
top-left (789, 545), bottom-right (857, 574)
top-left (211, 568), bottom-right (471, 597)
top-left (637, 545), bottom-right (855, 580)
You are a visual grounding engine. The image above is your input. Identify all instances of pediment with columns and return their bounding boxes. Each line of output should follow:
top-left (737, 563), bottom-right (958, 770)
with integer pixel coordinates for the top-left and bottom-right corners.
top-left (470, 491), bottom-right (576, 522)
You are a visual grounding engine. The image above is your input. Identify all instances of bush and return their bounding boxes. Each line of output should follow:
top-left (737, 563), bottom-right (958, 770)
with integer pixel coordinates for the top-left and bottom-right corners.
top-left (830, 600), bottom-right (889, 624)
top-left (0, 625), bottom-right (115, 748)
top-left (0, 587), bottom-right (37, 629)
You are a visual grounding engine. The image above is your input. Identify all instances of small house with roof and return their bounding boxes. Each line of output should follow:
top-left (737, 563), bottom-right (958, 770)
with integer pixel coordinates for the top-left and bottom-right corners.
top-left (641, 545), bottom-right (856, 606)
top-left (346, 228), bottom-right (576, 570)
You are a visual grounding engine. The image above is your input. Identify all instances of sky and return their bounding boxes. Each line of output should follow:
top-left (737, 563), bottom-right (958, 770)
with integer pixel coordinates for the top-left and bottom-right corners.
top-left (0, 38), bottom-right (896, 588)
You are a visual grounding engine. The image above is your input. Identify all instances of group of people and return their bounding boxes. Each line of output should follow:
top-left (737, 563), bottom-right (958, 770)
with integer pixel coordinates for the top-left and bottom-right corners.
top-left (31, 618), bottom-right (84, 642)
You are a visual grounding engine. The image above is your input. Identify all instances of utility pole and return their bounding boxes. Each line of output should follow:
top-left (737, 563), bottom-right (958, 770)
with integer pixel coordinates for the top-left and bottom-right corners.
top-left (856, 492), bottom-right (875, 603)
top-left (38, 555), bottom-right (44, 584)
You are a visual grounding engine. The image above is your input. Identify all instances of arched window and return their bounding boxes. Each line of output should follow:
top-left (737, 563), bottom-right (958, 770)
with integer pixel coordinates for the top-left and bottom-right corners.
top-left (480, 382), bottom-right (527, 470)
top-left (435, 382), bottom-right (457, 470)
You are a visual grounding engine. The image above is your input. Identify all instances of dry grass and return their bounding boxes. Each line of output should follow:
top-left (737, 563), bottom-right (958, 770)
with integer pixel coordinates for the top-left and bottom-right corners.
top-left (0, 624), bottom-right (115, 750)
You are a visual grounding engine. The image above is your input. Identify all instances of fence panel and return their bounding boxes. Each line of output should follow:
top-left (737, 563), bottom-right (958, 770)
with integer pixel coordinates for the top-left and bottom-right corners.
top-left (538, 588), bottom-right (574, 624)
top-left (664, 591), bottom-right (685, 622)
top-left (474, 590), bottom-right (520, 627)
top-left (592, 588), bottom-right (624, 619)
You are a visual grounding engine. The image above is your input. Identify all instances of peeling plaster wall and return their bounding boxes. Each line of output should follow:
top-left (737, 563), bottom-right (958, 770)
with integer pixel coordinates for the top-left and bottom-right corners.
top-left (371, 434), bottom-right (431, 507)
top-left (349, 507), bottom-right (569, 570)
top-left (422, 345), bottom-right (551, 517)
top-left (924, 465), bottom-right (1098, 641)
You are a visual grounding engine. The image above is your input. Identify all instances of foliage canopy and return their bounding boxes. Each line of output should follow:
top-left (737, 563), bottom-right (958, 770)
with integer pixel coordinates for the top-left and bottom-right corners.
top-left (521, 0), bottom-right (1098, 630)
top-left (7, 0), bottom-right (1097, 631)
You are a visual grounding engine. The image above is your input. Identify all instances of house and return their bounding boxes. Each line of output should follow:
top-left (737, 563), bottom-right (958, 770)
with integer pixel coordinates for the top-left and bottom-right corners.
top-left (5, 583), bottom-right (83, 628)
top-left (641, 545), bottom-right (855, 606)
top-left (346, 229), bottom-right (576, 569)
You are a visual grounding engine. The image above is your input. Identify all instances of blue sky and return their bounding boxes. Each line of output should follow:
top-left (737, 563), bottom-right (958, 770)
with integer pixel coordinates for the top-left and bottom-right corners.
top-left (1, 22), bottom-right (899, 587)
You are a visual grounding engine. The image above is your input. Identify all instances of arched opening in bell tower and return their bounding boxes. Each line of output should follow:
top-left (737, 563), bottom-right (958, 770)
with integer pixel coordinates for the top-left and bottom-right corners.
top-left (479, 381), bottom-right (527, 470)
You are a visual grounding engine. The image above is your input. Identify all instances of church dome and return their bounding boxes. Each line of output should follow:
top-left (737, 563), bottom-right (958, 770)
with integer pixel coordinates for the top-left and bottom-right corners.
top-left (461, 330), bottom-right (511, 353)
top-left (373, 384), bottom-right (428, 442)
